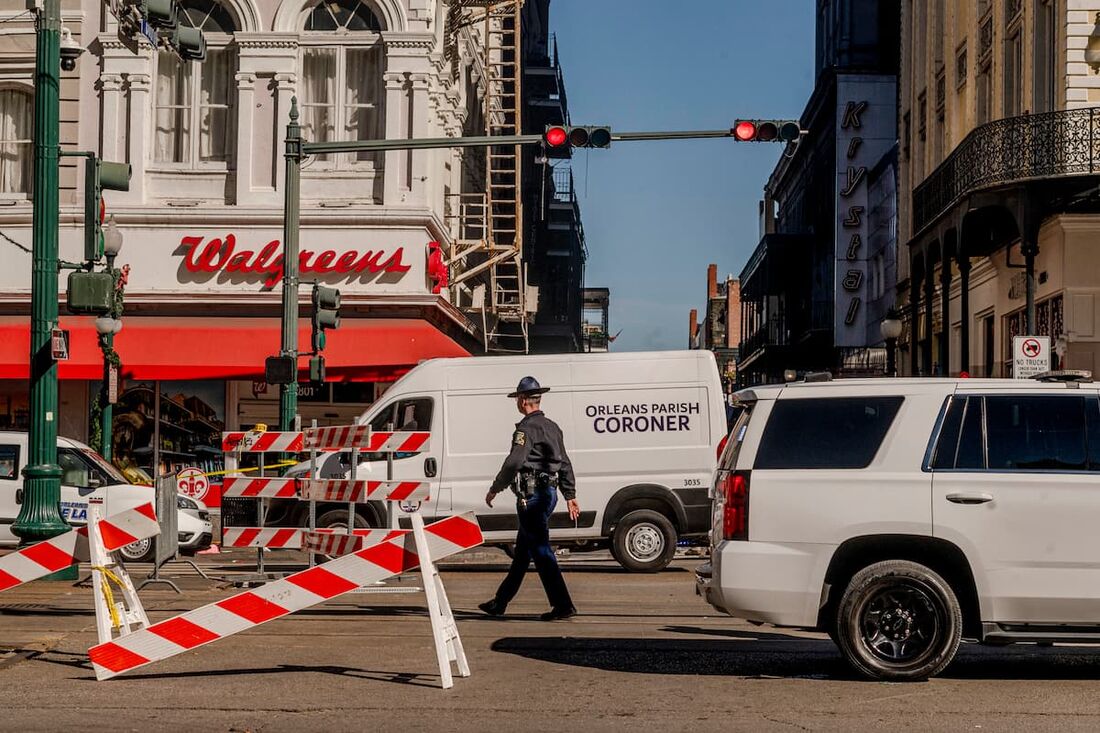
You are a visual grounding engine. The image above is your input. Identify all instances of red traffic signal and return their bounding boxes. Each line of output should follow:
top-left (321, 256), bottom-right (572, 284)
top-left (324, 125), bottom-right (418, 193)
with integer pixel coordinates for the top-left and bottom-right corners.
top-left (544, 125), bottom-right (611, 149)
top-left (545, 126), bottom-right (568, 147)
top-left (732, 119), bottom-right (802, 143)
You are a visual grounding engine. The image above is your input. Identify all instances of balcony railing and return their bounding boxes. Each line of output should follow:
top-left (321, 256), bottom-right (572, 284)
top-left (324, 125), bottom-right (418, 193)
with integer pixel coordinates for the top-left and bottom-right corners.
top-left (912, 107), bottom-right (1100, 233)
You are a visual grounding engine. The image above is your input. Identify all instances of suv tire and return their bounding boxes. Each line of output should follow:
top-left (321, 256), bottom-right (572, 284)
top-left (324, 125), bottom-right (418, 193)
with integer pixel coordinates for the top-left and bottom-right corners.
top-left (118, 538), bottom-right (155, 564)
top-left (835, 559), bottom-right (962, 681)
top-left (611, 509), bottom-right (676, 573)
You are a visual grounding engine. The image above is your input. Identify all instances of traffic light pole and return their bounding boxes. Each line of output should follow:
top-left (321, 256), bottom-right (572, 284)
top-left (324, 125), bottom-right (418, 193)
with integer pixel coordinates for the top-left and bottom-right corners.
top-left (279, 100), bottom-right (303, 432)
top-left (13, 0), bottom-right (70, 553)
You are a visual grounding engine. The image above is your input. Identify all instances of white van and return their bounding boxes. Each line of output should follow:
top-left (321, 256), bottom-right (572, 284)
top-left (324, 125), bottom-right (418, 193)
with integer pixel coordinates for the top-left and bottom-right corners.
top-left (0, 432), bottom-right (213, 562)
top-left (286, 350), bottom-right (727, 571)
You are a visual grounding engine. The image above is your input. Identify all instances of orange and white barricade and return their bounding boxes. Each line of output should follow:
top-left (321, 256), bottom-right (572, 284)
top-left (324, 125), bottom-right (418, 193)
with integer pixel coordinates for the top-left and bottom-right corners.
top-left (192, 420), bottom-right (473, 688)
top-left (0, 499), bottom-right (159, 646)
top-left (88, 512), bottom-right (482, 686)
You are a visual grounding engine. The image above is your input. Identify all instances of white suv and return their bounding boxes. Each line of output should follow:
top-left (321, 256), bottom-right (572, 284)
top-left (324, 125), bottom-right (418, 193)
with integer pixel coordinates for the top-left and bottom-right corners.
top-left (697, 373), bottom-right (1100, 681)
top-left (0, 432), bottom-right (212, 562)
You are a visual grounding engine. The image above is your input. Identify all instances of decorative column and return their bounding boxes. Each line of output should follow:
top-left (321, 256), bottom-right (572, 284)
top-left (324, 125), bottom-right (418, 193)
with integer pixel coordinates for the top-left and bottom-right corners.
top-left (234, 72), bottom-right (257, 205)
top-left (909, 271), bottom-right (920, 376)
top-left (939, 255), bottom-right (952, 375)
top-left (273, 72), bottom-right (297, 195)
top-left (100, 74), bottom-right (124, 161)
top-left (382, 70), bottom-right (408, 204)
top-left (958, 253), bottom-right (971, 375)
top-left (126, 73), bottom-right (151, 204)
top-left (923, 260), bottom-right (935, 376)
top-left (408, 72), bottom-right (432, 206)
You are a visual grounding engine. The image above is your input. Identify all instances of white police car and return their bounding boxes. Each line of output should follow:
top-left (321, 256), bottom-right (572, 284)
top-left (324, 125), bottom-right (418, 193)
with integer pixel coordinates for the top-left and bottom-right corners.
top-left (0, 432), bottom-right (212, 562)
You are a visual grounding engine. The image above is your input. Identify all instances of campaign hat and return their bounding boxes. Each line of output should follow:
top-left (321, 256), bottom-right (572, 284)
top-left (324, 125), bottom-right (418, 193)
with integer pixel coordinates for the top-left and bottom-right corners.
top-left (508, 376), bottom-right (550, 398)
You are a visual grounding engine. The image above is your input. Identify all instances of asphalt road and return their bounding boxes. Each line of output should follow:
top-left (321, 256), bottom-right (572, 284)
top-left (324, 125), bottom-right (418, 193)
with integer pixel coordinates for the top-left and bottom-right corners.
top-left (4, 550), bottom-right (1100, 731)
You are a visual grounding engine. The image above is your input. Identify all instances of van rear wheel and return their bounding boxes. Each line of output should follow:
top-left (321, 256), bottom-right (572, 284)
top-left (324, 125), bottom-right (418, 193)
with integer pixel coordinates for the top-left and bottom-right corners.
top-left (611, 510), bottom-right (676, 573)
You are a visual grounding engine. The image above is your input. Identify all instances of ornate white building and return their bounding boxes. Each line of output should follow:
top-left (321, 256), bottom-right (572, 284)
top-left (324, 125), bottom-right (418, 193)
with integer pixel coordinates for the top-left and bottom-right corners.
top-left (0, 0), bottom-right (527, 448)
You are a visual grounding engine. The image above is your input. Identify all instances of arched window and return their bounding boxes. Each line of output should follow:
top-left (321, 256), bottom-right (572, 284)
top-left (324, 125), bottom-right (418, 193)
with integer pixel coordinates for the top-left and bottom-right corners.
top-left (154, 0), bottom-right (237, 166)
top-left (300, 0), bottom-right (384, 168)
top-left (0, 87), bottom-right (33, 195)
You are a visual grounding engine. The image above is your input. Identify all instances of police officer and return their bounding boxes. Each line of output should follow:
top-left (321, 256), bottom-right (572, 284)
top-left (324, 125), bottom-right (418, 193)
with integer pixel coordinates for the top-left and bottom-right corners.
top-left (478, 376), bottom-right (579, 621)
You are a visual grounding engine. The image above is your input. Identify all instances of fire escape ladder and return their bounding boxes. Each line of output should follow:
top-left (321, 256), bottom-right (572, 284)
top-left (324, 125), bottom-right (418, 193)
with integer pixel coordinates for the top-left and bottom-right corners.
top-left (482, 0), bottom-right (528, 353)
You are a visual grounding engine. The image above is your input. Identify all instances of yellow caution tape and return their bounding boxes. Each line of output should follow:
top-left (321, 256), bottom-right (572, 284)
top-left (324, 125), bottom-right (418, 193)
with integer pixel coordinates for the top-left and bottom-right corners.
top-left (91, 565), bottom-right (125, 630)
top-left (199, 460), bottom-right (298, 479)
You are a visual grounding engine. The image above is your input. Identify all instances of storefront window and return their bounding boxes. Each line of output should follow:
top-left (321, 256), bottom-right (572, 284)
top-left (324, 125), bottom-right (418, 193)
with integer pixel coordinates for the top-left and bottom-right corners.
top-left (96, 380), bottom-right (226, 485)
top-left (0, 380), bottom-right (29, 430)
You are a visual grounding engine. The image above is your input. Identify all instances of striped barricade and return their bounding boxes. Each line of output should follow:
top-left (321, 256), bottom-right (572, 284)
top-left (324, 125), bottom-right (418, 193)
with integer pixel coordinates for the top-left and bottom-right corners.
top-left (0, 503), bottom-right (159, 592)
top-left (304, 425), bottom-right (431, 453)
top-left (221, 527), bottom-right (306, 550)
top-left (300, 478), bottom-right (431, 504)
top-left (301, 528), bottom-right (407, 556)
top-left (222, 431), bottom-right (304, 453)
top-left (221, 476), bottom-right (299, 499)
top-left (88, 512), bottom-right (483, 681)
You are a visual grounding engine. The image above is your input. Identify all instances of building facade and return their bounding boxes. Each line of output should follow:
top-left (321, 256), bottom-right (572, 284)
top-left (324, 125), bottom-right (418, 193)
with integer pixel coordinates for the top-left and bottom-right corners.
top-left (900, 0), bottom-right (1100, 377)
top-left (0, 0), bottom-right (585, 481)
top-left (737, 0), bottom-right (900, 386)
top-left (690, 264), bottom-right (740, 394)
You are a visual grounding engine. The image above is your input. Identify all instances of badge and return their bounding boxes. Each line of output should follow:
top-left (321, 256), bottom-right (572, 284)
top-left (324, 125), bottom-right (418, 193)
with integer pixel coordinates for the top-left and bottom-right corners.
top-left (514, 430), bottom-right (526, 446)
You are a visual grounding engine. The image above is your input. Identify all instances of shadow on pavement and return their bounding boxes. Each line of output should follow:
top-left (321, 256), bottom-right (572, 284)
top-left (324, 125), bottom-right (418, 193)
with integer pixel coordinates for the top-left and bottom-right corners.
top-left (70, 662), bottom-right (446, 687)
top-left (492, 633), bottom-right (1100, 682)
top-left (0, 604), bottom-right (95, 617)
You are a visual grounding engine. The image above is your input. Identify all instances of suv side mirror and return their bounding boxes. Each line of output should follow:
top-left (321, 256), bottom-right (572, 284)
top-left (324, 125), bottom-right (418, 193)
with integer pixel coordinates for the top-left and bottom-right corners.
top-left (87, 476), bottom-right (103, 489)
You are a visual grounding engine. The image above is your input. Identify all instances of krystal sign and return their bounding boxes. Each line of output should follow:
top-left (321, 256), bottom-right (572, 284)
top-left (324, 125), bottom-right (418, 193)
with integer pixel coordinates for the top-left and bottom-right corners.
top-left (9, 226), bottom-right (432, 297)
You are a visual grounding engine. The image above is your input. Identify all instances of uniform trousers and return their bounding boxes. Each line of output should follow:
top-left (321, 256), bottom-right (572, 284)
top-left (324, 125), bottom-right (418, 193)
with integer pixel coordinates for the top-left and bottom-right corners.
top-left (493, 485), bottom-right (574, 610)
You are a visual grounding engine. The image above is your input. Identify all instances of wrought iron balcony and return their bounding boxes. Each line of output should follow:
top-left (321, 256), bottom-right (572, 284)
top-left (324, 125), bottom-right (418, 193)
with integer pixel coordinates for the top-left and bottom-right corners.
top-left (912, 106), bottom-right (1100, 233)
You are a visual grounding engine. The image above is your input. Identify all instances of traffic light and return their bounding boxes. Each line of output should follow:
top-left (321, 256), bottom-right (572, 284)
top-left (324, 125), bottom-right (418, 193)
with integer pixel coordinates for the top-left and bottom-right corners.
top-left (544, 125), bottom-right (612, 150)
top-left (310, 284), bottom-right (340, 353)
top-left (732, 119), bottom-right (802, 143)
top-left (142, 0), bottom-right (177, 30)
top-left (173, 24), bottom-right (206, 61)
top-left (308, 355), bottom-right (325, 384)
top-left (84, 158), bottom-right (131, 262)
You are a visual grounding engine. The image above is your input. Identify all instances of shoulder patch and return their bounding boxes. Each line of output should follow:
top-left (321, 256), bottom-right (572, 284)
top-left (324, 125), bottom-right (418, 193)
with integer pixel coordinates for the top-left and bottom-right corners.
top-left (513, 430), bottom-right (526, 446)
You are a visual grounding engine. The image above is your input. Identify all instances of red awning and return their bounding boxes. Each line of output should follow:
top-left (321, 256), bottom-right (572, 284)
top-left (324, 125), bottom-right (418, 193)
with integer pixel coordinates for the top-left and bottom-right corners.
top-left (0, 316), bottom-right (469, 382)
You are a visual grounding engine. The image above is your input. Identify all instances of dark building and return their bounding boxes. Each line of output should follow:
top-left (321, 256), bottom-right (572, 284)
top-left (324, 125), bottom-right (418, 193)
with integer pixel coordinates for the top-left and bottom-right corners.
top-left (738, 0), bottom-right (900, 386)
top-left (521, 0), bottom-right (589, 353)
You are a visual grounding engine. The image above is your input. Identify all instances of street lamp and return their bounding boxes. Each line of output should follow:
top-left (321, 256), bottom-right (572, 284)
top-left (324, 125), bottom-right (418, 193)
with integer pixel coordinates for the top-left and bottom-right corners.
top-left (103, 215), bottom-right (123, 257)
top-left (880, 309), bottom-right (903, 378)
top-left (97, 219), bottom-right (123, 462)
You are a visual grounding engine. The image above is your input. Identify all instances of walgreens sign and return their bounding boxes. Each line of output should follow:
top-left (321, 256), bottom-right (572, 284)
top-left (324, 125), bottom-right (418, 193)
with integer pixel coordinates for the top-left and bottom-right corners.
top-left (181, 235), bottom-right (411, 287)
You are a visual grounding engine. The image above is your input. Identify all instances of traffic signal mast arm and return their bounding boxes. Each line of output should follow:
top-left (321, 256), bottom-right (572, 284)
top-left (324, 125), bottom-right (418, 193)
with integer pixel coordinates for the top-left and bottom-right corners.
top-left (299, 128), bottom-right (794, 155)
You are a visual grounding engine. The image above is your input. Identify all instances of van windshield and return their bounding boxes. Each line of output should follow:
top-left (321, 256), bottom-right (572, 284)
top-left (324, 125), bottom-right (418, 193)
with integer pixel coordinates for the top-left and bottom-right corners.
top-left (79, 448), bottom-right (130, 485)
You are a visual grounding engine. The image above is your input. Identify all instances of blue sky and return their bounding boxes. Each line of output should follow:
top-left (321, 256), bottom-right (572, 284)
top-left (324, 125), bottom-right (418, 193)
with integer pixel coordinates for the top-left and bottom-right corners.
top-left (550, 1), bottom-right (817, 351)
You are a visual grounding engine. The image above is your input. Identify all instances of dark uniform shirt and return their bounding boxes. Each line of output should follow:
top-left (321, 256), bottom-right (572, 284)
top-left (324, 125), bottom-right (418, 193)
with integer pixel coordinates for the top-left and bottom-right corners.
top-left (490, 410), bottom-right (577, 500)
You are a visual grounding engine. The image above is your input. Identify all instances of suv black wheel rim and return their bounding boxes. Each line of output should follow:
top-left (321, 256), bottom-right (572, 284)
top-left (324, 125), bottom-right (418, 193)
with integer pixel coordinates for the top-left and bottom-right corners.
top-left (858, 581), bottom-right (941, 665)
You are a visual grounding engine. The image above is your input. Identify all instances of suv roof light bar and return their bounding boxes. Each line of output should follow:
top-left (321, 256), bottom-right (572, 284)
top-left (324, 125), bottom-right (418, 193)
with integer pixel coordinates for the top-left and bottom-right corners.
top-left (803, 371), bottom-right (833, 383)
top-left (1031, 370), bottom-right (1092, 383)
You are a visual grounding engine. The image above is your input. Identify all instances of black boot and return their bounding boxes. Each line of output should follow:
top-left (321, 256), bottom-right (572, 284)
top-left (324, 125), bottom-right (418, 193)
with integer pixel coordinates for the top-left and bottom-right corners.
top-left (539, 606), bottom-right (577, 621)
top-left (478, 598), bottom-right (506, 617)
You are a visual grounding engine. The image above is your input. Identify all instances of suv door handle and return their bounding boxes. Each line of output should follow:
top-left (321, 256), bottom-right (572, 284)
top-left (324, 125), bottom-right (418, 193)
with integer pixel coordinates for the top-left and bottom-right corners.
top-left (946, 492), bottom-right (994, 505)
top-left (424, 457), bottom-right (437, 478)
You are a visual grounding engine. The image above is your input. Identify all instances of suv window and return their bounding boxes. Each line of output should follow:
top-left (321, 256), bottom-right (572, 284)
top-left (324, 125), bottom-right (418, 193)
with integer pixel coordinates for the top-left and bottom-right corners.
top-left (933, 395), bottom-right (1094, 472)
top-left (986, 395), bottom-right (1088, 471)
top-left (753, 396), bottom-right (904, 470)
top-left (932, 397), bottom-right (985, 470)
top-left (0, 444), bottom-right (19, 480)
